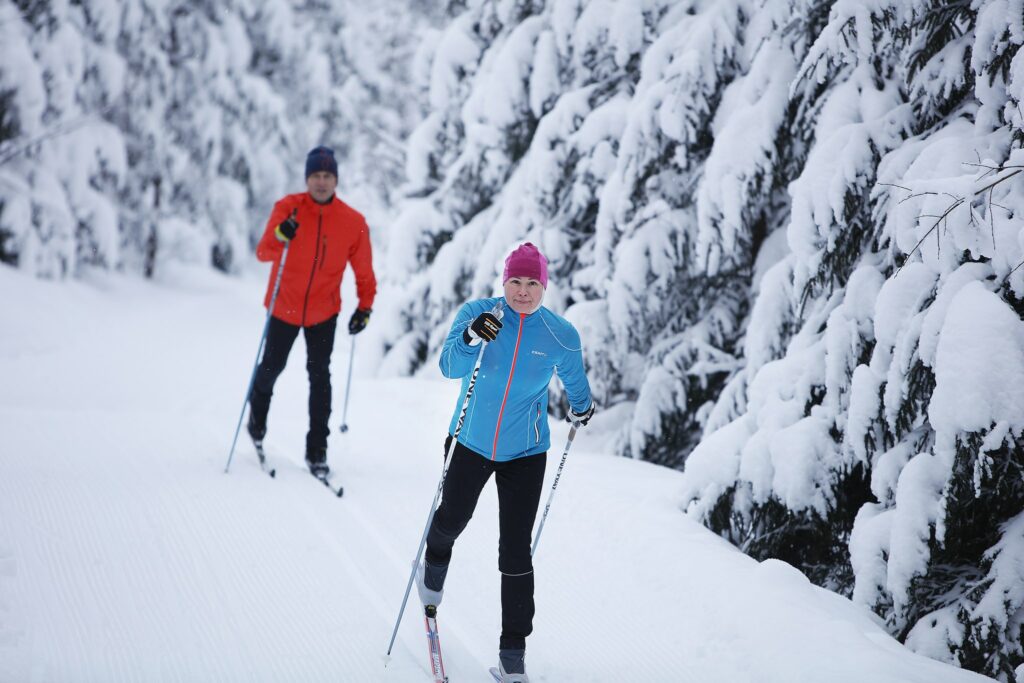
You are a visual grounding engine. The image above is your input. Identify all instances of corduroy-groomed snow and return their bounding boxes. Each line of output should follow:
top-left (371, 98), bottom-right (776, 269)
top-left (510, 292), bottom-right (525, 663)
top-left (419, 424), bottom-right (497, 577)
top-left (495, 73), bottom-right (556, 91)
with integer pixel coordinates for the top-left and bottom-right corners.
top-left (0, 264), bottom-right (994, 682)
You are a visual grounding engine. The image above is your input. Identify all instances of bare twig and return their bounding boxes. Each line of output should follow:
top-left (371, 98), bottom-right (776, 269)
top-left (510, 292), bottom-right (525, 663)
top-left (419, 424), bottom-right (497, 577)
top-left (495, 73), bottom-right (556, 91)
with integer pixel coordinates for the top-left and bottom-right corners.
top-left (968, 204), bottom-right (981, 228)
top-left (989, 187), bottom-right (996, 251)
top-left (976, 168), bottom-right (1023, 195)
top-left (962, 161), bottom-right (1002, 179)
top-left (897, 164), bottom-right (1023, 276)
top-left (898, 191), bottom-right (939, 205)
top-left (897, 197), bottom-right (964, 275)
top-left (963, 162), bottom-right (1024, 172)
top-left (1005, 258), bottom-right (1024, 281)
top-left (878, 182), bottom-right (913, 192)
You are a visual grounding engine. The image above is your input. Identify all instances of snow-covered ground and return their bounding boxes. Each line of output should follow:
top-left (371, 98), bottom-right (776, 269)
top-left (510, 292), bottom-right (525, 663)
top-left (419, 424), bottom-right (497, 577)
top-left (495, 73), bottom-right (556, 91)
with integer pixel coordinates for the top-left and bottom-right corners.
top-left (0, 265), bottom-right (993, 682)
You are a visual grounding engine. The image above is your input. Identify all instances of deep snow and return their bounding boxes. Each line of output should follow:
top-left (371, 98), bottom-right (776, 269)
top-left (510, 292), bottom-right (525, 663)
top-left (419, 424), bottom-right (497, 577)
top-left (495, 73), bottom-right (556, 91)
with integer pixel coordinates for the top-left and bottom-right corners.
top-left (0, 264), bottom-right (993, 682)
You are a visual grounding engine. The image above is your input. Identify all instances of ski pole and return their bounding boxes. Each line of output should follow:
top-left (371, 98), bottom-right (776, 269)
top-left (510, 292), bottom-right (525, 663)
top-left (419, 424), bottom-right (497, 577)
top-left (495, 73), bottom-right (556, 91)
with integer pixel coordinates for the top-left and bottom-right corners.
top-left (224, 242), bottom-right (290, 474)
top-left (386, 302), bottom-right (503, 658)
top-left (338, 338), bottom-right (356, 433)
top-left (531, 424), bottom-right (578, 557)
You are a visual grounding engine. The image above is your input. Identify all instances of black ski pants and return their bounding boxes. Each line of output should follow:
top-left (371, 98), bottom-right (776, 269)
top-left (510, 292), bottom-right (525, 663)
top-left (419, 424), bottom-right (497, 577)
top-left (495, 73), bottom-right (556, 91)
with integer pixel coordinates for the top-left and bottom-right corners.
top-left (426, 437), bottom-right (547, 651)
top-left (248, 314), bottom-right (337, 452)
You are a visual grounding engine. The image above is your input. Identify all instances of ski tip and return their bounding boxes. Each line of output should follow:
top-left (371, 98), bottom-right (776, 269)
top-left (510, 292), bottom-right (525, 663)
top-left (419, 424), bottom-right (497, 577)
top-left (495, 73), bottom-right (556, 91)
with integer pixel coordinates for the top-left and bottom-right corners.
top-left (488, 667), bottom-right (501, 682)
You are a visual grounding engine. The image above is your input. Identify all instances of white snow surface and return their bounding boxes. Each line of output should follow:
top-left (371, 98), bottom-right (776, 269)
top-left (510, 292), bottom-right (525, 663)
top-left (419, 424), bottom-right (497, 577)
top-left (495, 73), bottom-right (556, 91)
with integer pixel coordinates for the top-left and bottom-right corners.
top-left (0, 266), bottom-right (991, 683)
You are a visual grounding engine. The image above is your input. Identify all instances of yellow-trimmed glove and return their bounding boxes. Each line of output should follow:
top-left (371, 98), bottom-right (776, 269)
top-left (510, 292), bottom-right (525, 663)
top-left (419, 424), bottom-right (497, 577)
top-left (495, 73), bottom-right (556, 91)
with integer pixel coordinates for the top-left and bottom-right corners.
top-left (348, 308), bottom-right (371, 335)
top-left (275, 212), bottom-right (299, 242)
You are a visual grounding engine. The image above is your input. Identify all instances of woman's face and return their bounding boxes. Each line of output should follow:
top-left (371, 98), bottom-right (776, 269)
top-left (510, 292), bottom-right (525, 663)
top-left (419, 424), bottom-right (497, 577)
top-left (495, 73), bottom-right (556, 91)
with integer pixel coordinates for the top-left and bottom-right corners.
top-left (504, 277), bottom-right (545, 314)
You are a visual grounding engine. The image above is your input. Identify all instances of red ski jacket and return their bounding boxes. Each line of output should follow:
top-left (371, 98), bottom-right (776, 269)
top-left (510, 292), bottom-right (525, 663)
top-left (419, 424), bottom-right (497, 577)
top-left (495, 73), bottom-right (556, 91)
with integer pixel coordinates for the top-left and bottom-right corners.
top-left (256, 192), bottom-right (376, 327)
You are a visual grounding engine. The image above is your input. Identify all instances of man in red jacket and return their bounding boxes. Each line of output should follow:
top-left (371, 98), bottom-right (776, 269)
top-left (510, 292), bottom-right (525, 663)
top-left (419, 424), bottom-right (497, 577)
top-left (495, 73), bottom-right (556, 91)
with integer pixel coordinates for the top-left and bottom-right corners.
top-left (247, 146), bottom-right (376, 477)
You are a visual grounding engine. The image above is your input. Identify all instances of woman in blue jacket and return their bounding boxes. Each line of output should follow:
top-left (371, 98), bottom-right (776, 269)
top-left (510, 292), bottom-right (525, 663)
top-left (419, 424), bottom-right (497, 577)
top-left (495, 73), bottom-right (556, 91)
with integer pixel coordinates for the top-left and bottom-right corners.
top-left (418, 242), bottom-right (595, 683)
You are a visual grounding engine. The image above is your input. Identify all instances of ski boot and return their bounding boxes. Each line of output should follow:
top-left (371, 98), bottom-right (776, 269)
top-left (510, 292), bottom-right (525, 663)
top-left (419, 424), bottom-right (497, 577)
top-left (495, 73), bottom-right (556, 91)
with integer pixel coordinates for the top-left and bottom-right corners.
top-left (417, 559), bottom-right (448, 608)
top-left (305, 445), bottom-right (330, 479)
top-left (494, 649), bottom-right (529, 683)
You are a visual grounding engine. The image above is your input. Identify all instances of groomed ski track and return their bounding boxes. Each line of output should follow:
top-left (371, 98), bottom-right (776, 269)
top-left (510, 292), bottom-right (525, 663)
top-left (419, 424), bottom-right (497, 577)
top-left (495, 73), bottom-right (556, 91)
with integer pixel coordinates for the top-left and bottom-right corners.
top-left (0, 266), bottom-right (991, 682)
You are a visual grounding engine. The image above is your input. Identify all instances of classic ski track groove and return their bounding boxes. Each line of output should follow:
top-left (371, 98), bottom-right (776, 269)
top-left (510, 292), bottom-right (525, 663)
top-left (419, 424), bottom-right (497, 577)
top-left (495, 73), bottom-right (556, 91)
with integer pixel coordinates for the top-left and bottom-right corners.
top-left (297, 464), bottom-right (493, 679)
top-left (243, 438), bottom-right (493, 679)
top-left (0, 271), bottom-right (992, 683)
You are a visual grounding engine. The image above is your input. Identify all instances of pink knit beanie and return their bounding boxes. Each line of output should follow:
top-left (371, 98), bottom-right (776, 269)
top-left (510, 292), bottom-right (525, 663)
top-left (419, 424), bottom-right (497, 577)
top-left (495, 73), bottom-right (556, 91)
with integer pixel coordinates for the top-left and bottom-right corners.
top-left (502, 242), bottom-right (548, 288)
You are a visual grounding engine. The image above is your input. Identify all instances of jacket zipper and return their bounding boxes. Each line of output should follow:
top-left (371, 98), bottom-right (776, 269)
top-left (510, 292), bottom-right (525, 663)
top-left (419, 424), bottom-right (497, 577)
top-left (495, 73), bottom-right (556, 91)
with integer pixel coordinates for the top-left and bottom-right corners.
top-left (534, 403), bottom-right (541, 444)
top-left (301, 208), bottom-right (323, 326)
top-left (491, 312), bottom-right (526, 460)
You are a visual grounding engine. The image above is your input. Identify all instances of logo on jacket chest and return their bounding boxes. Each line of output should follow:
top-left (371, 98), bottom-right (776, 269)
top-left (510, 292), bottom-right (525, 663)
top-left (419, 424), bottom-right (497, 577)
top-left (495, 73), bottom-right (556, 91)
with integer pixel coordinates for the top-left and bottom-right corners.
top-left (530, 350), bottom-right (547, 357)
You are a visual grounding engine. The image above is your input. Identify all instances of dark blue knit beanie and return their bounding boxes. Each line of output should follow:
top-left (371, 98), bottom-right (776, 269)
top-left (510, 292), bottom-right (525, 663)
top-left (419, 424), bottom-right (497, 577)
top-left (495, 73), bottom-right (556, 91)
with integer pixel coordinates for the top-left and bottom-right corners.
top-left (305, 146), bottom-right (338, 178)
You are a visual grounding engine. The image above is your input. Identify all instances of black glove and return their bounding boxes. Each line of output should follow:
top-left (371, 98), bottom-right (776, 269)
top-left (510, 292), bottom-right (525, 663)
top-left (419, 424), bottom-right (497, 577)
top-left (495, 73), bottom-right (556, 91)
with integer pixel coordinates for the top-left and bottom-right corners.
top-left (348, 308), bottom-right (371, 335)
top-left (565, 401), bottom-right (596, 427)
top-left (462, 311), bottom-right (502, 345)
top-left (275, 211), bottom-right (299, 241)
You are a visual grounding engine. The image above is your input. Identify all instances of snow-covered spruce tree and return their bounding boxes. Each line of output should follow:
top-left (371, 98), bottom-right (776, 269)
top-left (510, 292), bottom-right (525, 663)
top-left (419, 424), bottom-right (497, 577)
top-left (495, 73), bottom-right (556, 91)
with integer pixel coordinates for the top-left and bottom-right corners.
top-left (377, 0), bottom-right (833, 456)
top-left (0, 0), bottom-right (127, 277)
top-left (116, 0), bottom-right (333, 276)
top-left (588, 0), bottom-right (849, 466)
top-left (0, 0), bottom-right (299, 277)
top-left (679, 0), bottom-right (923, 588)
top-left (0, 0), bottom-right (432, 279)
top-left (681, 0), bottom-right (1024, 678)
top-left (377, 0), bottom-right (757, 424)
top-left (383, 0), bottom-right (1024, 677)
top-left (377, 0), bottom-right (585, 376)
top-left (308, 1), bottom-right (436, 217)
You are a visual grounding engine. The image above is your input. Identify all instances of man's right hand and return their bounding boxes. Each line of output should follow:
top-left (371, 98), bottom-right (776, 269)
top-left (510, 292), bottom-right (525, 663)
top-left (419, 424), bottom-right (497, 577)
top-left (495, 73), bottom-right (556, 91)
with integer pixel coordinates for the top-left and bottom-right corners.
top-left (463, 311), bottom-right (502, 345)
top-left (275, 212), bottom-right (299, 242)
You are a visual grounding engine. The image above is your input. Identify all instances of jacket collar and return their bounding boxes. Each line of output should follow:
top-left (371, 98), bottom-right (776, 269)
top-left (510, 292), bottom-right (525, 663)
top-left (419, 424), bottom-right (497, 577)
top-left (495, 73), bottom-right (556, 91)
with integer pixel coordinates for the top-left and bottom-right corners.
top-left (500, 298), bottom-right (543, 320)
top-left (307, 192), bottom-right (336, 206)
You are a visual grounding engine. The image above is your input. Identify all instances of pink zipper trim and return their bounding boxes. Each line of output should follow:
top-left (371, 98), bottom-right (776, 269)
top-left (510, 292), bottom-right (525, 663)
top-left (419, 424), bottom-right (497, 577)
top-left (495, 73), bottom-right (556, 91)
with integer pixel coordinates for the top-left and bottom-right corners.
top-left (491, 312), bottom-right (526, 460)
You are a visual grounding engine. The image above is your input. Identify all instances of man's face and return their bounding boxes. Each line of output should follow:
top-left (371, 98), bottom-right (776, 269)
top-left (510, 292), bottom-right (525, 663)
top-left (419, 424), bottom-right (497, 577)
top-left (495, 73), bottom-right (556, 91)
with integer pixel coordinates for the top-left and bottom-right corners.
top-left (503, 277), bottom-right (545, 314)
top-left (307, 171), bottom-right (337, 203)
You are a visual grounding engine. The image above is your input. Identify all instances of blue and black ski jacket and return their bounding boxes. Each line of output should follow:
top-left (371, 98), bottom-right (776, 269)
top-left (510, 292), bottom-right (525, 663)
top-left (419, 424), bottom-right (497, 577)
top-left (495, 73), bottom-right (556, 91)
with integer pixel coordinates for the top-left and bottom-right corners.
top-left (439, 296), bottom-right (593, 462)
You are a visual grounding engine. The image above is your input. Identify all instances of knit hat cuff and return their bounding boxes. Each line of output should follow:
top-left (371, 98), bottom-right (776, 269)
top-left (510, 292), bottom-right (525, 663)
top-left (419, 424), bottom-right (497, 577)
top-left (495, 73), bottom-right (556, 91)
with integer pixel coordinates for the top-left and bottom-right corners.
top-left (502, 242), bottom-right (548, 288)
top-left (305, 146), bottom-right (338, 178)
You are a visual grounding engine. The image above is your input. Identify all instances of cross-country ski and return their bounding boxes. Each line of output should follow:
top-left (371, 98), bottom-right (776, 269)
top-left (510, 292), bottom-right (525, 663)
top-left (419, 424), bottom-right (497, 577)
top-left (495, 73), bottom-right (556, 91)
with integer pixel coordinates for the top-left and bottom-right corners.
top-left (423, 606), bottom-right (447, 683)
top-left (251, 438), bottom-right (277, 478)
top-left (311, 470), bottom-right (344, 498)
